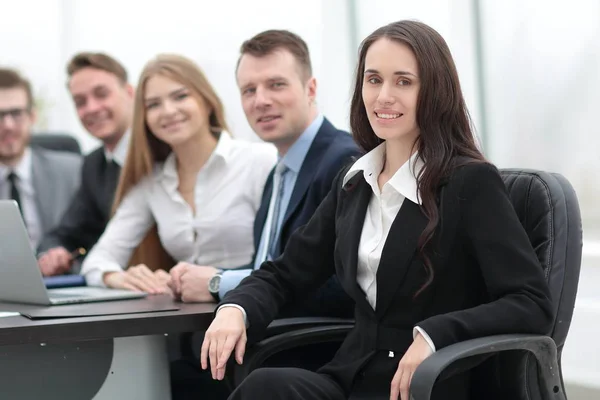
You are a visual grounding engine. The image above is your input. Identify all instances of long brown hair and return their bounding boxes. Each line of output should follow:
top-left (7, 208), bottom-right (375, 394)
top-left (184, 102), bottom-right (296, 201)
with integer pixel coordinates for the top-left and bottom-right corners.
top-left (113, 54), bottom-right (229, 270)
top-left (350, 20), bottom-right (486, 296)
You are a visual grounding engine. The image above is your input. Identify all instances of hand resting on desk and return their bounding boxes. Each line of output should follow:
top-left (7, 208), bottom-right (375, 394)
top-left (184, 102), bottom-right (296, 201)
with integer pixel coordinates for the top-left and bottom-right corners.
top-left (103, 264), bottom-right (171, 295)
top-left (168, 262), bottom-right (219, 303)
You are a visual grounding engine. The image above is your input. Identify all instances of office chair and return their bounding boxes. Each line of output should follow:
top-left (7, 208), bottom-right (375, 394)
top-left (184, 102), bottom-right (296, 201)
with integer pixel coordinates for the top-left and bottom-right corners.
top-left (233, 169), bottom-right (583, 400)
top-left (30, 133), bottom-right (81, 155)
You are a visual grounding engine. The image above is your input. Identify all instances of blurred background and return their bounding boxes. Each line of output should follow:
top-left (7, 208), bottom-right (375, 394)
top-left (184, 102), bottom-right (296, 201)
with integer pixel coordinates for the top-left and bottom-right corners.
top-left (2, 0), bottom-right (598, 397)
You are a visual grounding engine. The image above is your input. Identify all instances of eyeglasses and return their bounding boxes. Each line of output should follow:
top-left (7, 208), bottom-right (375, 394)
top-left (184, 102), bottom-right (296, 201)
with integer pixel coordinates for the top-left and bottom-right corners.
top-left (0, 108), bottom-right (30, 124)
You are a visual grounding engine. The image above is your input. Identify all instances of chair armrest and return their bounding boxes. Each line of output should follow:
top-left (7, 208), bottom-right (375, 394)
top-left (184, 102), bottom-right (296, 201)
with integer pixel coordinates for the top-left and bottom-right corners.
top-left (234, 324), bottom-right (353, 386)
top-left (410, 334), bottom-right (565, 400)
top-left (266, 317), bottom-right (354, 337)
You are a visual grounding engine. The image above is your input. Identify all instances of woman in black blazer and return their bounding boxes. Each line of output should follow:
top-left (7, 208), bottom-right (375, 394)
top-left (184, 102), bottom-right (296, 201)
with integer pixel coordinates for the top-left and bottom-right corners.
top-left (200, 20), bottom-right (554, 400)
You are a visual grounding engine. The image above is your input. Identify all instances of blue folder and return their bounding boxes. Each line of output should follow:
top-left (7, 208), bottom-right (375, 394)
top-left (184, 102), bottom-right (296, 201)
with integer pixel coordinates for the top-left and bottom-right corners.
top-left (43, 275), bottom-right (87, 289)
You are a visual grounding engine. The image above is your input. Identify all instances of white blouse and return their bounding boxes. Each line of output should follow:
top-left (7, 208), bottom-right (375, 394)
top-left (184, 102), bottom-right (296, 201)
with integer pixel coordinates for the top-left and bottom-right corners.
top-left (82, 133), bottom-right (277, 287)
top-left (343, 143), bottom-right (435, 351)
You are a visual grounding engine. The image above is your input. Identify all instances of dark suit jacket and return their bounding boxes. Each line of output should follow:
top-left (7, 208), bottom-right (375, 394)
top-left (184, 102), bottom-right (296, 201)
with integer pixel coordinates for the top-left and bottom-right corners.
top-left (252, 118), bottom-right (361, 317)
top-left (254, 118), bottom-right (360, 260)
top-left (37, 146), bottom-right (120, 258)
top-left (221, 161), bottom-right (554, 398)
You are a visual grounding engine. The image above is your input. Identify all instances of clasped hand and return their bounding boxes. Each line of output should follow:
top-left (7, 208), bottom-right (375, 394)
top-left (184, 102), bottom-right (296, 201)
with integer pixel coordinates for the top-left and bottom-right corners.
top-left (103, 264), bottom-right (171, 294)
top-left (168, 262), bottom-right (219, 302)
top-left (102, 262), bottom-right (219, 301)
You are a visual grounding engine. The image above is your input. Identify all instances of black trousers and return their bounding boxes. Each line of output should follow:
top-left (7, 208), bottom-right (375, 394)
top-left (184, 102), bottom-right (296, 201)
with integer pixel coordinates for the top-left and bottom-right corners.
top-left (170, 339), bottom-right (341, 400)
top-left (228, 353), bottom-right (471, 400)
top-left (229, 367), bottom-right (346, 400)
top-left (170, 358), bottom-right (233, 400)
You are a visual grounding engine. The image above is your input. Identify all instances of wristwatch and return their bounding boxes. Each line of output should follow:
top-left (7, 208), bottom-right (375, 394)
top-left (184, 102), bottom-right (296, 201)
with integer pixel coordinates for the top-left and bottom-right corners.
top-left (208, 271), bottom-right (223, 302)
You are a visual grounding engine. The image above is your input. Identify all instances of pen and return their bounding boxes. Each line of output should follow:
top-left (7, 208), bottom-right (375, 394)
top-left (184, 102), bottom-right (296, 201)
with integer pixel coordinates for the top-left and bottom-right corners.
top-left (70, 247), bottom-right (87, 259)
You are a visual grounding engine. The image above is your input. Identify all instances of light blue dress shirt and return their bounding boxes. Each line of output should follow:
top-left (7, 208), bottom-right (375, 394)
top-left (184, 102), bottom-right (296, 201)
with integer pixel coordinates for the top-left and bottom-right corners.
top-left (219, 114), bottom-right (324, 299)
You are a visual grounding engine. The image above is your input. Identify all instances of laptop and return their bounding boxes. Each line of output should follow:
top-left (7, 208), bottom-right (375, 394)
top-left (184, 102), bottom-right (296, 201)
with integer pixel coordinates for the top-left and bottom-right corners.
top-left (0, 200), bottom-right (147, 305)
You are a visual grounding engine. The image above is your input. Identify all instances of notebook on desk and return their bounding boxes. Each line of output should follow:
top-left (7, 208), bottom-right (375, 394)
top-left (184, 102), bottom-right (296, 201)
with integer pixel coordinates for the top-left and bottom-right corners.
top-left (43, 274), bottom-right (87, 289)
top-left (0, 200), bottom-right (146, 306)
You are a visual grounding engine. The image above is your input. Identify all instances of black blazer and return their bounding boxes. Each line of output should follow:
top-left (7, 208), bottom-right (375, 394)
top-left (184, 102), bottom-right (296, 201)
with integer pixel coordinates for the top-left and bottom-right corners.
top-left (221, 161), bottom-right (554, 397)
top-left (37, 146), bottom-right (120, 256)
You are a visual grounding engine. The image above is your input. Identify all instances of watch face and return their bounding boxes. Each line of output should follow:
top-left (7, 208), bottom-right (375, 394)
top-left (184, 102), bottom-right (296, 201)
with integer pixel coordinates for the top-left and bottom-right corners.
top-left (209, 274), bottom-right (222, 293)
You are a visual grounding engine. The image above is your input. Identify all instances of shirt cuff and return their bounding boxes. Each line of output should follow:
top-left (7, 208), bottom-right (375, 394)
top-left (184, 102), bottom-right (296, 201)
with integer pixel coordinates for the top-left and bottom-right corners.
top-left (218, 269), bottom-right (252, 300)
top-left (217, 304), bottom-right (249, 328)
top-left (84, 270), bottom-right (108, 287)
top-left (414, 326), bottom-right (436, 353)
top-left (84, 267), bottom-right (122, 288)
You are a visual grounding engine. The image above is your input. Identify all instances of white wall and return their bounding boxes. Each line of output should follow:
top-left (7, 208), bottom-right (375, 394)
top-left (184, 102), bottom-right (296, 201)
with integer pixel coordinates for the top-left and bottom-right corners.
top-left (0, 0), bottom-right (66, 134)
top-left (480, 0), bottom-right (600, 230)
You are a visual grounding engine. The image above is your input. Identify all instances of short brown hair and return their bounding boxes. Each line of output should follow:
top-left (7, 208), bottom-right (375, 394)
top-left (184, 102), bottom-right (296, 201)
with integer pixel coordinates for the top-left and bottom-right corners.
top-left (238, 29), bottom-right (312, 80)
top-left (0, 68), bottom-right (34, 108)
top-left (66, 52), bottom-right (128, 84)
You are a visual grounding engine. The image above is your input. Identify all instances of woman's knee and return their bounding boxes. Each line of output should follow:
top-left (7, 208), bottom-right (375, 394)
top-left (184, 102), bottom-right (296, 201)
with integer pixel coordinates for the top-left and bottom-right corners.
top-left (233, 367), bottom-right (302, 398)
top-left (241, 367), bottom-right (290, 388)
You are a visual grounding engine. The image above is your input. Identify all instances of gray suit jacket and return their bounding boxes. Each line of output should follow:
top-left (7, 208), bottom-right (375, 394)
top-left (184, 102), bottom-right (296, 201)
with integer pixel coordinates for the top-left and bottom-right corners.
top-left (31, 148), bottom-right (82, 236)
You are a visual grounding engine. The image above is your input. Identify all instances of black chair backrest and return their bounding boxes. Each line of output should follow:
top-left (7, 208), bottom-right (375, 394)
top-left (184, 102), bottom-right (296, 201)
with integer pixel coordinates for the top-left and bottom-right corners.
top-left (483, 169), bottom-right (583, 399)
top-left (502, 169), bottom-right (582, 350)
top-left (30, 133), bottom-right (81, 155)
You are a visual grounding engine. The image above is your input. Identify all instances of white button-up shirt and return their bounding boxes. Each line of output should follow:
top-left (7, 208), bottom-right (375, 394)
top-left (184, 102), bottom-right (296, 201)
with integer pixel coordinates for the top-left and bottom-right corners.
top-left (82, 133), bottom-right (277, 287)
top-left (104, 130), bottom-right (130, 166)
top-left (343, 143), bottom-right (435, 352)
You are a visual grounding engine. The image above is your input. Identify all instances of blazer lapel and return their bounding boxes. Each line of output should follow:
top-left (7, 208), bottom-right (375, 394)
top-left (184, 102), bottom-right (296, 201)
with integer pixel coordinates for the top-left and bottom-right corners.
top-left (254, 171), bottom-right (274, 250)
top-left (278, 155), bottom-right (317, 243)
top-left (276, 121), bottom-right (335, 253)
top-left (375, 199), bottom-right (428, 318)
top-left (101, 158), bottom-right (121, 217)
top-left (31, 150), bottom-right (55, 232)
top-left (336, 174), bottom-right (373, 315)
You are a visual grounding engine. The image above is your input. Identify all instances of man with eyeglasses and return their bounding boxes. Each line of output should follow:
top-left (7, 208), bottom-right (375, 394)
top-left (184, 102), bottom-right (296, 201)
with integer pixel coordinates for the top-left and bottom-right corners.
top-left (0, 68), bottom-right (81, 251)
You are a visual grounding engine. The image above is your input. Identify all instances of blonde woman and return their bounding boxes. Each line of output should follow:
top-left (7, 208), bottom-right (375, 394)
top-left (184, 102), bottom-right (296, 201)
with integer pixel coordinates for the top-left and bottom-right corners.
top-left (81, 54), bottom-right (276, 294)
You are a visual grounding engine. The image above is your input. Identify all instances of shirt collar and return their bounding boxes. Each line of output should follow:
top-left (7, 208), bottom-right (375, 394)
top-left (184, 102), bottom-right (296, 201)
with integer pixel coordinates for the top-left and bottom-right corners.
top-left (211, 131), bottom-right (235, 163)
top-left (104, 130), bottom-right (131, 167)
top-left (343, 142), bottom-right (423, 205)
top-left (279, 113), bottom-right (323, 174)
top-left (161, 130), bottom-right (234, 180)
top-left (0, 147), bottom-right (32, 183)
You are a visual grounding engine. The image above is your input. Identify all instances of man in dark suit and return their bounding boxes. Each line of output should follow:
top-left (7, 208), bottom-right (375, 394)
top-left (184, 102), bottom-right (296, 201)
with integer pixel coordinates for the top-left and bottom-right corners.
top-left (168, 29), bottom-right (361, 400)
top-left (0, 68), bottom-right (81, 251)
top-left (37, 52), bottom-right (134, 276)
top-left (169, 30), bottom-right (362, 317)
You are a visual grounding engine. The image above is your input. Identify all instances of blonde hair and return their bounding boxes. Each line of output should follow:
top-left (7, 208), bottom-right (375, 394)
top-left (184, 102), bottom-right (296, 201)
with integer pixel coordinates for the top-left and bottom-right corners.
top-left (113, 54), bottom-right (229, 271)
